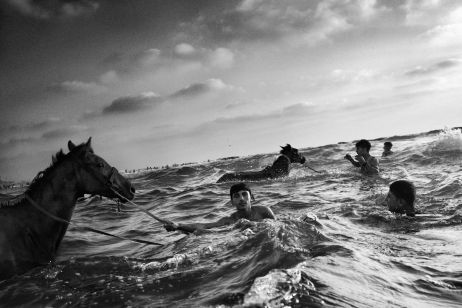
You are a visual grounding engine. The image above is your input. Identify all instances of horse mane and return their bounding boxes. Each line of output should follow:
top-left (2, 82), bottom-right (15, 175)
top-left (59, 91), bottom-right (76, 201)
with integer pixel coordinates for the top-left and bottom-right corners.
top-left (0, 142), bottom-right (91, 209)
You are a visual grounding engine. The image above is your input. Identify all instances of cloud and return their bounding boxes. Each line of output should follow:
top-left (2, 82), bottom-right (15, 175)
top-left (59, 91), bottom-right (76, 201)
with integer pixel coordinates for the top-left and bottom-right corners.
top-left (214, 102), bottom-right (317, 125)
top-left (169, 78), bottom-right (235, 99)
top-left (99, 70), bottom-right (119, 84)
top-left (404, 58), bottom-right (461, 76)
top-left (209, 48), bottom-right (235, 69)
top-left (0, 136), bottom-right (37, 147)
top-left (41, 125), bottom-right (88, 140)
top-left (402, 0), bottom-right (444, 26)
top-left (412, 3), bottom-right (462, 47)
top-left (102, 92), bottom-right (163, 114)
top-left (180, 0), bottom-right (383, 46)
top-left (174, 43), bottom-right (196, 56)
top-left (47, 80), bottom-right (106, 94)
top-left (7, 117), bottom-right (62, 133)
top-left (132, 49), bottom-right (162, 67)
top-left (1, 123), bottom-right (86, 146)
top-left (3, 0), bottom-right (99, 19)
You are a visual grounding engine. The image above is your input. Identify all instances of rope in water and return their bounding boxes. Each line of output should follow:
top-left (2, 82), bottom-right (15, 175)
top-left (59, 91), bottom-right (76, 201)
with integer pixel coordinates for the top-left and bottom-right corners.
top-left (24, 194), bottom-right (162, 246)
top-left (109, 188), bottom-right (172, 224)
top-left (306, 165), bottom-right (322, 173)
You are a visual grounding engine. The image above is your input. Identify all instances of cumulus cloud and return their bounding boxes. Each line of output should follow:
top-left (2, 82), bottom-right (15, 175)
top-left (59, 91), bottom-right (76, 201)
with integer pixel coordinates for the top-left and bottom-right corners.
top-left (99, 70), bottom-right (119, 84)
top-left (174, 43), bottom-right (196, 56)
top-left (180, 0), bottom-right (383, 46)
top-left (169, 78), bottom-right (235, 99)
top-left (404, 58), bottom-right (461, 76)
top-left (132, 49), bottom-right (161, 67)
top-left (47, 80), bottom-right (106, 94)
top-left (3, 0), bottom-right (99, 19)
top-left (102, 92), bottom-right (163, 114)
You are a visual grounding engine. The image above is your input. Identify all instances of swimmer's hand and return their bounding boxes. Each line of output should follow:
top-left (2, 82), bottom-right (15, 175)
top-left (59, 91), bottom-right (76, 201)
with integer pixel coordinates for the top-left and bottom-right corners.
top-left (164, 221), bottom-right (179, 232)
top-left (356, 156), bottom-right (366, 164)
top-left (344, 154), bottom-right (353, 160)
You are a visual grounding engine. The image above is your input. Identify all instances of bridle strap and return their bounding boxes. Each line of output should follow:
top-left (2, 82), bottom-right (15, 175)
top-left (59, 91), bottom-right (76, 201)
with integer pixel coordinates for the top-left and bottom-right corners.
top-left (71, 153), bottom-right (172, 225)
top-left (280, 154), bottom-right (292, 163)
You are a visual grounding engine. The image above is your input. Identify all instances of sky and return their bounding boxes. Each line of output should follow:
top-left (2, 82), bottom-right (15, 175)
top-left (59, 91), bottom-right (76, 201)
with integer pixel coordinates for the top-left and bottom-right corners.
top-left (1, 0), bottom-right (462, 181)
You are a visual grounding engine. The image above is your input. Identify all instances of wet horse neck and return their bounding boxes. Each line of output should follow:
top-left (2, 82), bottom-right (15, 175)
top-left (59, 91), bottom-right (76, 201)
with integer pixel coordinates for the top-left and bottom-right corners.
top-left (29, 160), bottom-right (82, 219)
top-left (26, 160), bottom-right (82, 254)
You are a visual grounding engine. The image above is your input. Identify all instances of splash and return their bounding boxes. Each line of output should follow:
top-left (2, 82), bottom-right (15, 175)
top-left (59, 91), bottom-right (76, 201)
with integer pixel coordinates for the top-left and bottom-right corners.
top-left (432, 127), bottom-right (462, 152)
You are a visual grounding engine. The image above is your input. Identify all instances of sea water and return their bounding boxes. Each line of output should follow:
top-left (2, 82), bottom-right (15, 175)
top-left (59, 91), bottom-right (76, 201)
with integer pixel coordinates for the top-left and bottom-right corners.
top-left (0, 128), bottom-right (461, 307)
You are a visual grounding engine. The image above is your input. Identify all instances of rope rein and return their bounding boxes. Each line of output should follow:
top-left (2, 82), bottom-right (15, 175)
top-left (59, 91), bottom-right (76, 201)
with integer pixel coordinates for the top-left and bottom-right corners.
top-left (109, 188), bottom-right (172, 224)
top-left (21, 156), bottom-right (166, 246)
top-left (24, 194), bottom-right (162, 246)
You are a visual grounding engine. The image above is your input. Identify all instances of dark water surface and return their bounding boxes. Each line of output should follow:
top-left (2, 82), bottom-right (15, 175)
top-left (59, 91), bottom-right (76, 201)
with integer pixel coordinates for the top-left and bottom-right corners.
top-left (1, 128), bottom-right (462, 307)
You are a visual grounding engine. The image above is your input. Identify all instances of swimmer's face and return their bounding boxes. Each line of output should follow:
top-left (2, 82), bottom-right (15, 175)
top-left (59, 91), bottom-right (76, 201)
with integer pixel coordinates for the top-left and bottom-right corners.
top-left (385, 190), bottom-right (404, 214)
top-left (231, 190), bottom-right (252, 211)
top-left (356, 146), bottom-right (368, 156)
top-left (384, 144), bottom-right (392, 151)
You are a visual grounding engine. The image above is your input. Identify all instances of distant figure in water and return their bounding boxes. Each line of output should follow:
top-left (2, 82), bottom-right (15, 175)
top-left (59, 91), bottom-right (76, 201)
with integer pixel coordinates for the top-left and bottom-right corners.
top-left (385, 180), bottom-right (415, 217)
top-left (164, 183), bottom-right (275, 234)
top-left (217, 144), bottom-right (306, 183)
top-left (344, 139), bottom-right (379, 175)
top-left (382, 141), bottom-right (394, 157)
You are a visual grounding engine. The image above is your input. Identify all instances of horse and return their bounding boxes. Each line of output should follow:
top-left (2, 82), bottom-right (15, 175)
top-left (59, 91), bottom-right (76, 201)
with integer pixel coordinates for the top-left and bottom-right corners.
top-left (0, 137), bottom-right (135, 280)
top-left (217, 144), bottom-right (306, 183)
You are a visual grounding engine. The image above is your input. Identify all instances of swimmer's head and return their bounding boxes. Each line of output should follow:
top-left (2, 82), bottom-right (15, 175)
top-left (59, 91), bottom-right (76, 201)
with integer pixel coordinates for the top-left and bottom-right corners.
top-left (230, 183), bottom-right (253, 210)
top-left (384, 141), bottom-right (393, 151)
top-left (355, 139), bottom-right (371, 154)
top-left (386, 180), bottom-right (415, 217)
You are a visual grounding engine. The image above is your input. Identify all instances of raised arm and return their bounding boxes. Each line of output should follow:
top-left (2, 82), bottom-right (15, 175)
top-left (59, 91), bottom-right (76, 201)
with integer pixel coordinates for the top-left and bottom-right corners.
top-left (344, 154), bottom-right (361, 167)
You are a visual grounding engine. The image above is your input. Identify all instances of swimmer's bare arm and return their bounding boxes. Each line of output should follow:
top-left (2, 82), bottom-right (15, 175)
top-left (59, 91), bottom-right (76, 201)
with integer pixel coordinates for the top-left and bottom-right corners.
top-left (164, 216), bottom-right (235, 234)
top-left (344, 154), bottom-right (361, 167)
top-left (252, 206), bottom-right (276, 220)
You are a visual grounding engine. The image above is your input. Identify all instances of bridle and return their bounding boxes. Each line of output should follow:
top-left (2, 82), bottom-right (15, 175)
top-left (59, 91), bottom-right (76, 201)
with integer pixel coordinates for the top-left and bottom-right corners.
top-left (70, 154), bottom-right (170, 224)
top-left (23, 152), bottom-right (162, 246)
top-left (71, 154), bottom-right (121, 195)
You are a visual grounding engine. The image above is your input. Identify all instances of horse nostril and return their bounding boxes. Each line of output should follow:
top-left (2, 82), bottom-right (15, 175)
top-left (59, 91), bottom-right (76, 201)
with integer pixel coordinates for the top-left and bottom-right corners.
top-left (130, 186), bottom-right (136, 194)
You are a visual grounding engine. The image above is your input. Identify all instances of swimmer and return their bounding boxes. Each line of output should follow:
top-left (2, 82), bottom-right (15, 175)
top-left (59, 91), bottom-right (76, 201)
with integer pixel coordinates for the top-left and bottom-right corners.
top-left (385, 180), bottom-right (415, 217)
top-left (164, 183), bottom-right (275, 234)
top-left (382, 141), bottom-right (393, 157)
top-left (344, 139), bottom-right (379, 175)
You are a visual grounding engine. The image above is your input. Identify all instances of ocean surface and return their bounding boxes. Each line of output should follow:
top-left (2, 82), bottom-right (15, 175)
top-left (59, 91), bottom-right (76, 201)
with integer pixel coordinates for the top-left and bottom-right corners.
top-left (1, 128), bottom-right (462, 307)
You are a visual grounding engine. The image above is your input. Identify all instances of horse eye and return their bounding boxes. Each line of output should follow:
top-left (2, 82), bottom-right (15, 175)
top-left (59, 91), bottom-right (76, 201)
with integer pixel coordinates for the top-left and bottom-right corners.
top-left (97, 162), bottom-right (104, 168)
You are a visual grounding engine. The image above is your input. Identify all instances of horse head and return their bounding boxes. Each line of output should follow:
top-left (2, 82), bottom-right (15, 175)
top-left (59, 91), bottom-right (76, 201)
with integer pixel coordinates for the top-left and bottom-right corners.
top-left (280, 144), bottom-right (306, 164)
top-left (68, 137), bottom-right (135, 202)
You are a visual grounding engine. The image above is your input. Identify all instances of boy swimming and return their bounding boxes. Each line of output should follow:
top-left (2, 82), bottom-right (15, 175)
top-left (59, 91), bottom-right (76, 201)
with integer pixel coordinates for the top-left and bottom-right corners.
top-left (382, 141), bottom-right (393, 157)
top-left (164, 183), bottom-right (275, 233)
top-left (385, 180), bottom-right (416, 217)
top-left (344, 139), bottom-right (379, 175)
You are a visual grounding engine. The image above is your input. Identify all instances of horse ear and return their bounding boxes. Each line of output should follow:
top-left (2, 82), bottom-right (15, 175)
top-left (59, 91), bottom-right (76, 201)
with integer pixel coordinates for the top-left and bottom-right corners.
top-left (68, 140), bottom-right (76, 151)
top-left (286, 144), bottom-right (292, 149)
top-left (86, 137), bottom-right (92, 148)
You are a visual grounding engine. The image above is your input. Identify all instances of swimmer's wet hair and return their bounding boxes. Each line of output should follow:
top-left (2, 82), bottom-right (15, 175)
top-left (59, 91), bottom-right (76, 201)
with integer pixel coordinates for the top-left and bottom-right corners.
top-left (390, 180), bottom-right (416, 216)
top-left (230, 183), bottom-right (252, 198)
top-left (355, 139), bottom-right (371, 151)
top-left (384, 141), bottom-right (393, 147)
